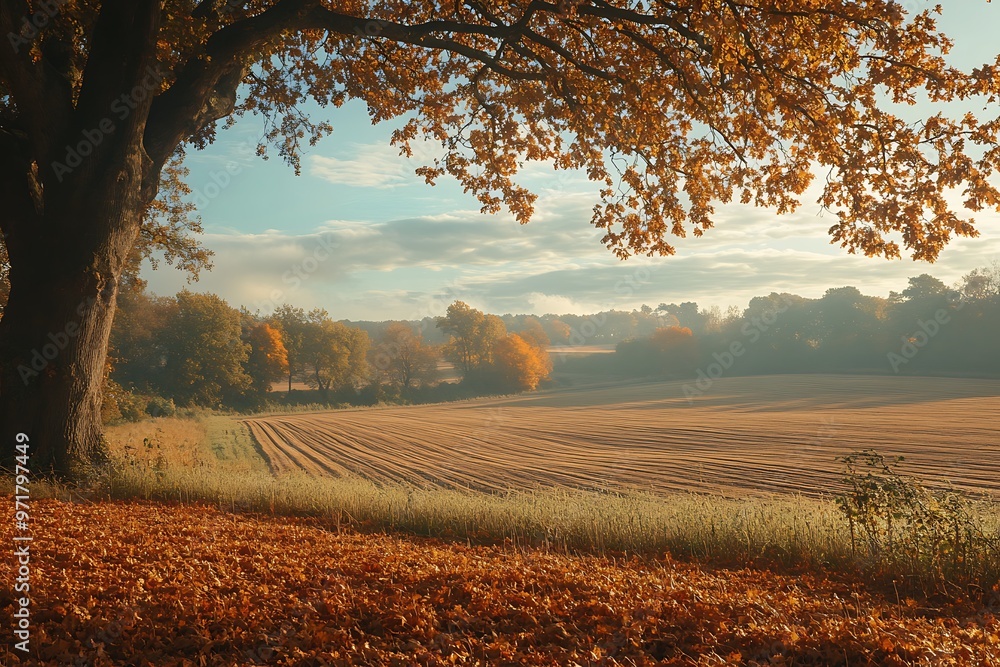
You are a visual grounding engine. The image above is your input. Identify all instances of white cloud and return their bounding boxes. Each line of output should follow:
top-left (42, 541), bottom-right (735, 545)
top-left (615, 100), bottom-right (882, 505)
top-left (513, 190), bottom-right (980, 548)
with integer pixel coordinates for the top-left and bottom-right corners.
top-left (525, 293), bottom-right (591, 315)
top-left (310, 151), bottom-right (408, 188)
top-left (308, 139), bottom-right (450, 189)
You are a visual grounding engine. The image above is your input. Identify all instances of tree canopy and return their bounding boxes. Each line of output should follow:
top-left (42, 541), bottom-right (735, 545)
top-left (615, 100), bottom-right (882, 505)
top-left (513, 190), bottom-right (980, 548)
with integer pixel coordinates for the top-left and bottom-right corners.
top-left (376, 322), bottom-right (439, 389)
top-left (243, 320), bottom-right (289, 396)
top-left (160, 290), bottom-right (251, 407)
top-left (3, 1), bottom-right (999, 265)
top-left (494, 332), bottom-right (552, 391)
top-left (301, 313), bottom-right (370, 397)
top-left (437, 301), bottom-right (505, 373)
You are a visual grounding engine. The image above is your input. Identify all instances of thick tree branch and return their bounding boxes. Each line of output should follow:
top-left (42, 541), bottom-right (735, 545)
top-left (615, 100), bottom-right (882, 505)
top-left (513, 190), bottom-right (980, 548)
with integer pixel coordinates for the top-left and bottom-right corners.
top-left (582, 0), bottom-right (712, 54)
top-left (145, 0), bottom-right (317, 167)
top-left (145, 0), bottom-right (710, 168)
top-left (147, 0), bottom-right (550, 165)
top-left (75, 0), bottom-right (162, 153)
top-left (0, 1), bottom-right (73, 160)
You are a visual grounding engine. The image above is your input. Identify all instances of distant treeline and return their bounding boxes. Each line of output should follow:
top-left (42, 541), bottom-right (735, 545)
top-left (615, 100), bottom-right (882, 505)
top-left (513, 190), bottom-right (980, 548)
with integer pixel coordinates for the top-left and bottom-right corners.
top-left (103, 279), bottom-right (552, 421)
top-left (344, 265), bottom-right (1000, 381)
top-left (572, 268), bottom-right (1000, 382)
top-left (55, 263), bottom-right (1000, 422)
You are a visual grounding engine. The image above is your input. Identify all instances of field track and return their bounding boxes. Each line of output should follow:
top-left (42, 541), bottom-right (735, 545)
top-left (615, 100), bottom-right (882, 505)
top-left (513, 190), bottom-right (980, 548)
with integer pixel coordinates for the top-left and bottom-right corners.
top-left (244, 375), bottom-right (1000, 497)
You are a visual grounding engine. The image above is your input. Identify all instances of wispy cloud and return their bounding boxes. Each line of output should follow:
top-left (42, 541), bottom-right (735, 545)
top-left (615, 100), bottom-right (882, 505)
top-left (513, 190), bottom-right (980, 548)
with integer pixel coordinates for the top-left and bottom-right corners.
top-left (310, 151), bottom-right (408, 189)
top-left (308, 140), bottom-right (450, 189)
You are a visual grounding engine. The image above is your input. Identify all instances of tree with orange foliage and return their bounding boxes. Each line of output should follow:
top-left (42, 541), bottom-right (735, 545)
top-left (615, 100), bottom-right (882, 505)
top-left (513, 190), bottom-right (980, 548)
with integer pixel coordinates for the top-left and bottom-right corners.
top-left (517, 317), bottom-right (551, 351)
top-left (243, 322), bottom-right (289, 397)
top-left (494, 334), bottom-right (553, 392)
top-left (4, 2), bottom-right (1000, 476)
top-left (545, 319), bottom-right (572, 346)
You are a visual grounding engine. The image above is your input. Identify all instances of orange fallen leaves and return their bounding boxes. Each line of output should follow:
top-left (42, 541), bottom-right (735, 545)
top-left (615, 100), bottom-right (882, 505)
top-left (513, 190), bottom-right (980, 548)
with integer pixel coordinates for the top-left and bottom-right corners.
top-left (1, 499), bottom-right (998, 666)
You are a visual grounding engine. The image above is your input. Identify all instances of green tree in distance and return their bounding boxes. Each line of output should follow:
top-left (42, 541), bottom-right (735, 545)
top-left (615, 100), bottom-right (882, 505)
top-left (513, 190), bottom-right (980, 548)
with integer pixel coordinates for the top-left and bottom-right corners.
top-left (437, 301), bottom-right (506, 374)
top-left (160, 291), bottom-right (251, 407)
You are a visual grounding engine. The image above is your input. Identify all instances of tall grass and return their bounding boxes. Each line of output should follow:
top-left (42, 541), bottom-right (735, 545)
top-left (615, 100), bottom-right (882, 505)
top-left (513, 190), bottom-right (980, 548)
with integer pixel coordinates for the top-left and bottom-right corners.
top-left (101, 461), bottom-right (850, 565)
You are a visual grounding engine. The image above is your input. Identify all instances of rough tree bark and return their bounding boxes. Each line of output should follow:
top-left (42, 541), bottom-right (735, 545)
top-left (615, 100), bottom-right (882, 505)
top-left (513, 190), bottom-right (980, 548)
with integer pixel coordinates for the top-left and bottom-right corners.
top-left (0, 124), bottom-right (157, 478)
top-left (0, 1), bottom-right (162, 478)
top-left (0, 194), bottom-right (144, 477)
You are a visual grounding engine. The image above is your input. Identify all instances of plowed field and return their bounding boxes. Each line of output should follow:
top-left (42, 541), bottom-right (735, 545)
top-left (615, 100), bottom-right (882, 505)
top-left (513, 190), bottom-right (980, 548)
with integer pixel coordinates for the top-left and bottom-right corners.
top-left (244, 375), bottom-right (1000, 497)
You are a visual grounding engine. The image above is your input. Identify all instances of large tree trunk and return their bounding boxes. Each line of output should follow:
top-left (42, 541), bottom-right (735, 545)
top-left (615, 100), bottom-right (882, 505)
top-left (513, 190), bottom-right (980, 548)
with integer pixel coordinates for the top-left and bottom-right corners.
top-left (0, 0), bottom-right (164, 479)
top-left (0, 190), bottom-right (144, 480)
top-left (0, 269), bottom-right (116, 478)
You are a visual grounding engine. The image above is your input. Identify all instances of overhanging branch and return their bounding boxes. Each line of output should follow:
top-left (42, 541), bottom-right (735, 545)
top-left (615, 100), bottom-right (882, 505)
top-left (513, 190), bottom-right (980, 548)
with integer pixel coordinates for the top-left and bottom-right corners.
top-left (144, 0), bottom-right (711, 169)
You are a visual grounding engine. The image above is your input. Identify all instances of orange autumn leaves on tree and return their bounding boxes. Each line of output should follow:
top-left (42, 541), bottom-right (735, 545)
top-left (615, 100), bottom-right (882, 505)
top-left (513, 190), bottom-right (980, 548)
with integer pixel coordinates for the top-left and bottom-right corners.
top-left (6, 0), bottom-right (995, 264)
top-left (649, 326), bottom-right (695, 353)
top-left (244, 322), bottom-right (289, 394)
top-left (495, 333), bottom-right (553, 391)
top-left (438, 301), bottom-right (552, 391)
top-left (247, 0), bottom-right (1000, 263)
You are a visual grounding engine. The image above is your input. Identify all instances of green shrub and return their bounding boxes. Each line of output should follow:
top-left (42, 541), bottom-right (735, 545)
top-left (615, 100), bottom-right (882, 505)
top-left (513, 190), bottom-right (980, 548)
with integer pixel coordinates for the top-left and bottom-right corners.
top-left (146, 395), bottom-right (176, 418)
top-left (835, 449), bottom-right (1000, 594)
top-left (103, 378), bottom-right (148, 424)
top-left (117, 392), bottom-right (146, 423)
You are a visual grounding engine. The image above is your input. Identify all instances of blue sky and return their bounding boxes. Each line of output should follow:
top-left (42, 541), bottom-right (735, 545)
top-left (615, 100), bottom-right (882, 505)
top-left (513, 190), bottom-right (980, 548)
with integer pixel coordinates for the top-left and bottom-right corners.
top-left (144, 3), bottom-right (1000, 320)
